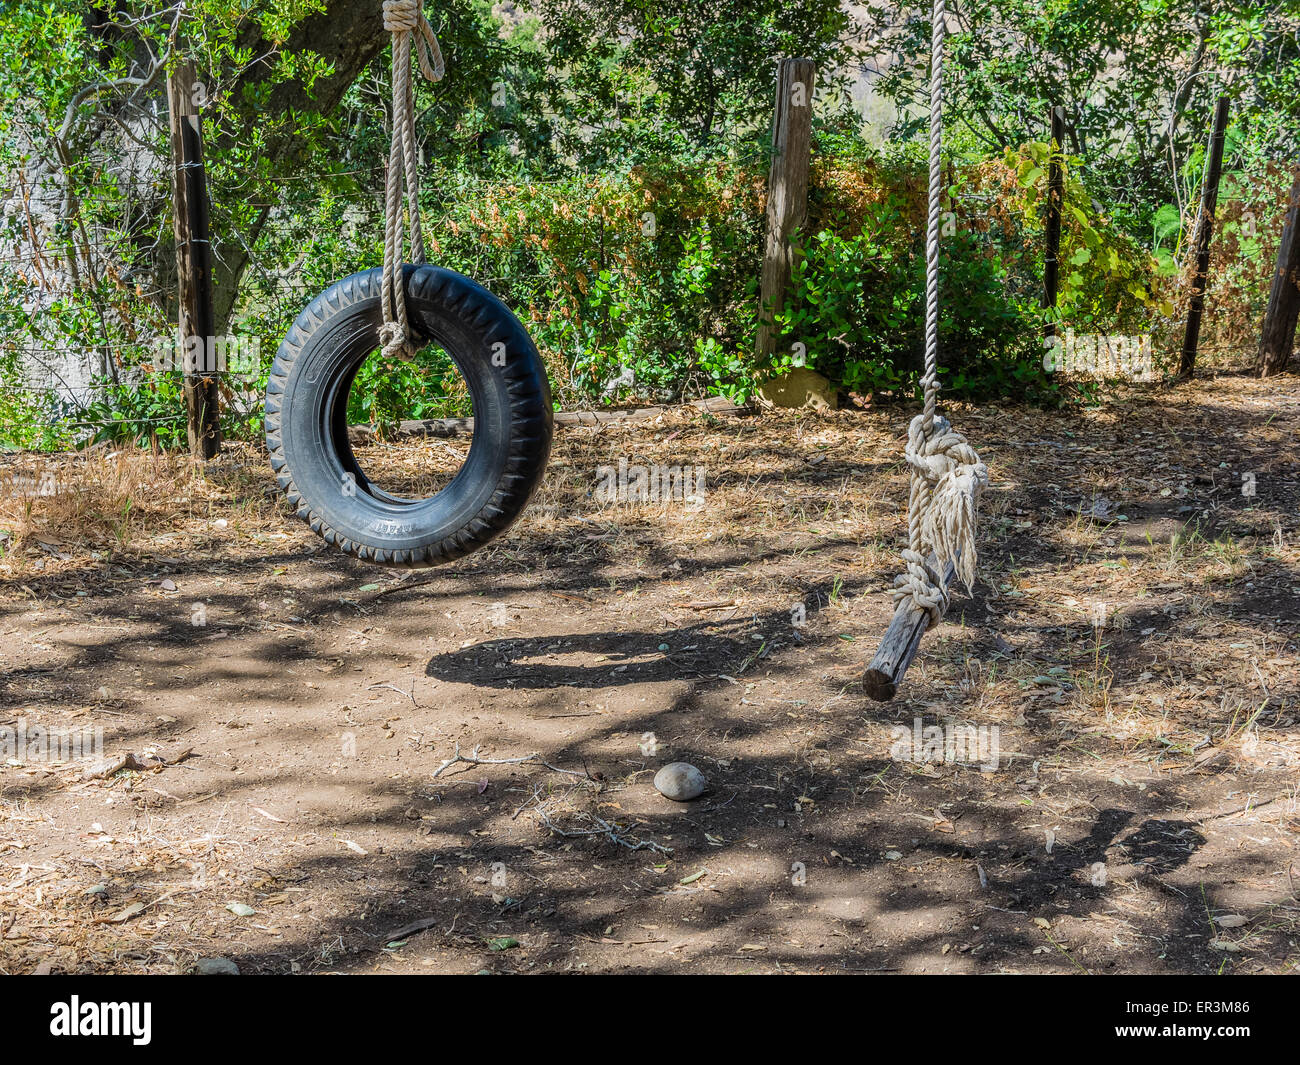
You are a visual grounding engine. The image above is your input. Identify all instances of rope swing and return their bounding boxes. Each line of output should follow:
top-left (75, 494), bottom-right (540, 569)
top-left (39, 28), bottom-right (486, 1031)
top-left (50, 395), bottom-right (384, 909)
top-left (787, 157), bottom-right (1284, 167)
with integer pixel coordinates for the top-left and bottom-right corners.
top-left (864, 0), bottom-right (988, 701)
top-left (378, 0), bottom-right (445, 361)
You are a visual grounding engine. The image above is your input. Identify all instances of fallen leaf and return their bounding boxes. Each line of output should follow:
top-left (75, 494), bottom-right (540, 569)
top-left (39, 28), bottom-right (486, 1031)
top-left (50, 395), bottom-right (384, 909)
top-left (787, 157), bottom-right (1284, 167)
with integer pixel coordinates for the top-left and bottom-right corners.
top-left (252, 807), bottom-right (287, 824)
top-left (109, 901), bottom-right (145, 923)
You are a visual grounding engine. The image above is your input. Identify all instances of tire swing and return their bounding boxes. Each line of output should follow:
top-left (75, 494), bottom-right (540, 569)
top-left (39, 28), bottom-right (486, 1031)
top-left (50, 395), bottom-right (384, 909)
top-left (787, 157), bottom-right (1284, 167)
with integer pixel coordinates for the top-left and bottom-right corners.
top-left (862, 0), bottom-right (989, 701)
top-left (265, 0), bottom-right (552, 566)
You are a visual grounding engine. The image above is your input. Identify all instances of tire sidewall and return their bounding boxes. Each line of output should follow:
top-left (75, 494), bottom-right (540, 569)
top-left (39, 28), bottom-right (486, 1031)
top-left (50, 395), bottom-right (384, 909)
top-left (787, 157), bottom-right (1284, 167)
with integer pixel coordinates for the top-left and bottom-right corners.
top-left (268, 266), bottom-right (550, 563)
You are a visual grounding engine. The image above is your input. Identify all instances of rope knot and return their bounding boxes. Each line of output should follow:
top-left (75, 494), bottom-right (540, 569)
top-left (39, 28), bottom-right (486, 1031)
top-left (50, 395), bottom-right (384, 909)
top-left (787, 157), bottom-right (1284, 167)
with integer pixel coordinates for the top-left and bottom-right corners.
top-left (381, 0), bottom-right (419, 32)
top-left (894, 412), bottom-right (988, 617)
top-left (381, 0), bottom-right (445, 81)
top-left (905, 418), bottom-right (983, 485)
top-left (377, 321), bottom-right (417, 362)
top-left (891, 548), bottom-right (949, 624)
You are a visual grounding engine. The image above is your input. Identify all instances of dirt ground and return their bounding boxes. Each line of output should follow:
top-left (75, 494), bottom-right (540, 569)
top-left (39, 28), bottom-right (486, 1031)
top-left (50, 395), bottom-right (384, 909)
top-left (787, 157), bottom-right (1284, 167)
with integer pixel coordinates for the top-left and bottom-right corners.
top-left (1, 371), bottom-right (1298, 975)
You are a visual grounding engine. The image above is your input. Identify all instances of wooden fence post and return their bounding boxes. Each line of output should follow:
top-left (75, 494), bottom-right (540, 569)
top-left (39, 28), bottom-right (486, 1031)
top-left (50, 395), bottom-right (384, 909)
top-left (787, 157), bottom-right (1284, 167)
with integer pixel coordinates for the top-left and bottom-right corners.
top-left (1043, 105), bottom-right (1065, 338)
top-left (167, 58), bottom-right (220, 458)
top-left (1178, 95), bottom-right (1230, 380)
top-left (756, 58), bottom-right (815, 363)
top-left (1256, 166), bottom-right (1300, 377)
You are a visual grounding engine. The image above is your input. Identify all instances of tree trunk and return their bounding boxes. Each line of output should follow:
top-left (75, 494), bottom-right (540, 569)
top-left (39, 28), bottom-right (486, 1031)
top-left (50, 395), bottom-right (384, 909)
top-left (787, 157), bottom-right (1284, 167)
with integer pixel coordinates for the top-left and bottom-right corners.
top-left (755, 58), bottom-right (815, 364)
top-left (1256, 167), bottom-right (1300, 377)
top-left (1178, 96), bottom-right (1230, 379)
top-left (168, 60), bottom-right (221, 459)
top-left (1043, 105), bottom-right (1065, 338)
top-left (206, 1), bottom-right (391, 333)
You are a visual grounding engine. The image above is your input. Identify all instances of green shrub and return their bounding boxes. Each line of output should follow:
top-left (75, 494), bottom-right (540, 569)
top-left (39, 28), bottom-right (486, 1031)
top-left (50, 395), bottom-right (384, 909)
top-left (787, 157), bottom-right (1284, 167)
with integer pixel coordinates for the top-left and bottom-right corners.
top-left (775, 177), bottom-right (1052, 401)
top-left (427, 159), bottom-right (766, 405)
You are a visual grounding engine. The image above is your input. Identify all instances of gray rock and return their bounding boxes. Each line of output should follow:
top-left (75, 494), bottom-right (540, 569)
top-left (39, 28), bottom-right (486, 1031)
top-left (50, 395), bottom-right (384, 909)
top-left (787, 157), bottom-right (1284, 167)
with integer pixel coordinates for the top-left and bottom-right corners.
top-left (195, 957), bottom-right (240, 975)
top-left (654, 762), bottom-right (707, 802)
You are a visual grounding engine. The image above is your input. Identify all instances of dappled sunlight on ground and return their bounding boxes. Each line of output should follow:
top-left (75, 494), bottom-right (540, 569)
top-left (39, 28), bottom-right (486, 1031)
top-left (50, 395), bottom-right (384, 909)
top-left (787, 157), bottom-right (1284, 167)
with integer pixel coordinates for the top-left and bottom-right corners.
top-left (1, 371), bottom-right (1298, 973)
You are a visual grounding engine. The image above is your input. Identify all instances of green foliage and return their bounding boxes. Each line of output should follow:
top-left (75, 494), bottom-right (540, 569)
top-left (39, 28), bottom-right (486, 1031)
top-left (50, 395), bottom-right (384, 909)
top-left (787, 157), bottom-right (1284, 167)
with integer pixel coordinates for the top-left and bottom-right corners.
top-left (1008, 142), bottom-right (1172, 334)
top-left (425, 159), bottom-right (766, 406)
top-left (0, 379), bottom-right (75, 451)
top-left (77, 372), bottom-right (189, 448)
top-left (4, 0), bottom-right (1297, 451)
top-left (72, 358), bottom-right (265, 448)
top-left (777, 210), bottom-right (1049, 401)
top-left (861, 0), bottom-right (1299, 239)
top-left (349, 346), bottom-right (471, 435)
top-left (526, 0), bottom-right (857, 164)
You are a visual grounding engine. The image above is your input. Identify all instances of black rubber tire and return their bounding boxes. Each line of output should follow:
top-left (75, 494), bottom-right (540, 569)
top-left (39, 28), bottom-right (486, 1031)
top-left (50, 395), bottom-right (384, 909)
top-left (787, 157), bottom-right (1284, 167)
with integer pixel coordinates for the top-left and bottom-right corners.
top-left (265, 265), bottom-right (552, 566)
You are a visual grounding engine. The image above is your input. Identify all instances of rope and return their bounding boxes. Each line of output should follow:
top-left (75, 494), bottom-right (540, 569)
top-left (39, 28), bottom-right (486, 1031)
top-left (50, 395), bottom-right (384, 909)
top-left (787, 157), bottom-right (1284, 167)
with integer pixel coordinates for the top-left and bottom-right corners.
top-left (891, 0), bottom-right (988, 624)
top-left (378, 0), bottom-right (445, 361)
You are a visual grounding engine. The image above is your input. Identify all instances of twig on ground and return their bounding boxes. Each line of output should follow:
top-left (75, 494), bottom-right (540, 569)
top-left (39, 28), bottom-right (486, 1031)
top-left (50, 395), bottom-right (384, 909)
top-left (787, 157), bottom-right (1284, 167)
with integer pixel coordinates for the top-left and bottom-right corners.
top-left (367, 682), bottom-right (418, 705)
top-left (533, 805), bottom-right (673, 855)
top-left (365, 577), bottom-right (441, 600)
top-left (82, 747), bottom-right (194, 781)
top-left (384, 914), bottom-right (443, 942)
top-left (432, 742), bottom-right (586, 779)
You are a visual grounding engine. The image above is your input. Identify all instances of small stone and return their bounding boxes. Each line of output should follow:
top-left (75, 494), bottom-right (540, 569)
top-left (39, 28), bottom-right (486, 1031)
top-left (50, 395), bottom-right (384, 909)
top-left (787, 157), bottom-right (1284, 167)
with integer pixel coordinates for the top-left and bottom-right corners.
top-left (653, 762), bottom-right (707, 802)
top-left (195, 957), bottom-right (240, 975)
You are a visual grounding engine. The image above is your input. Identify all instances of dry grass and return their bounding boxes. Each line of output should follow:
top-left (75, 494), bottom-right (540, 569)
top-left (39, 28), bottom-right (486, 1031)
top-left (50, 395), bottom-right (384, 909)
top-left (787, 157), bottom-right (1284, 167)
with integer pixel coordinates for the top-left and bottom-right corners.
top-left (0, 443), bottom-right (283, 570)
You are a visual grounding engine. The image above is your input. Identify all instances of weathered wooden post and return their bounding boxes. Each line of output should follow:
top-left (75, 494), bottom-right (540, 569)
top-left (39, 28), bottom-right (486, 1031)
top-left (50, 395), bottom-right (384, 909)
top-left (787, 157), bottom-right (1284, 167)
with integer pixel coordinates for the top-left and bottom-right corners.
top-left (1178, 95), bottom-right (1230, 380)
top-left (1256, 166), bottom-right (1300, 377)
top-left (755, 58), bottom-right (815, 363)
top-left (1043, 105), bottom-right (1065, 338)
top-left (167, 58), bottom-right (220, 458)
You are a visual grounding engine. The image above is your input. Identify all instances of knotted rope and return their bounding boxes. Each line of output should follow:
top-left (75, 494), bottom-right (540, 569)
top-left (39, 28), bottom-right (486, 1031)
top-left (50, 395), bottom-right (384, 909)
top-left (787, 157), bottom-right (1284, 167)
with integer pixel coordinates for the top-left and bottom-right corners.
top-left (890, 0), bottom-right (988, 624)
top-left (378, 0), bottom-right (444, 361)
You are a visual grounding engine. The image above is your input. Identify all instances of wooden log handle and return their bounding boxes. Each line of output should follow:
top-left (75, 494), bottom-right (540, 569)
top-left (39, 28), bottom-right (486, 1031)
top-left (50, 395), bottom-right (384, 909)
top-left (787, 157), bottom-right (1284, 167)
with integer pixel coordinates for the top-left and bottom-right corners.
top-left (862, 554), bottom-right (956, 701)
